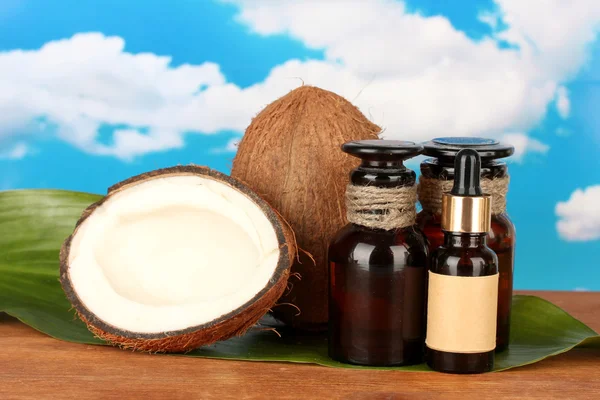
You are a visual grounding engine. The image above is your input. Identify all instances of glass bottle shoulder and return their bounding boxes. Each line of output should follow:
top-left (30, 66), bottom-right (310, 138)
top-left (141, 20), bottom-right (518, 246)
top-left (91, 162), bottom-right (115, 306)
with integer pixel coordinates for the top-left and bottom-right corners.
top-left (430, 237), bottom-right (498, 277)
top-left (328, 223), bottom-right (429, 267)
top-left (488, 212), bottom-right (516, 250)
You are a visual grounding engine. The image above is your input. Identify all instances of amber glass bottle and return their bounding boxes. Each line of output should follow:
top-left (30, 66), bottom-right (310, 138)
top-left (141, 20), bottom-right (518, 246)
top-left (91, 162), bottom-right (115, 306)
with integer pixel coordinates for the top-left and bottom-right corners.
top-left (426, 149), bottom-right (499, 374)
top-left (328, 140), bottom-right (429, 366)
top-left (416, 137), bottom-right (514, 352)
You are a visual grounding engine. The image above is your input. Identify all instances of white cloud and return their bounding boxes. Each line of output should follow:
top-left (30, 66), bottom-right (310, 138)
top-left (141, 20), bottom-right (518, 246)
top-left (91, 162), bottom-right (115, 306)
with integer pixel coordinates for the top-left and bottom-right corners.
top-left (556, 185), bottom-right (600, 241)
top-left (574, 287), bottom-right (591, 292)
top-left (1, 0), bottom-right (600, 159)
top-left (555, 127), bottom-right (572, 137)
top-left (493, 0), bottom-right (600, 79)
top-left (211, 137), bottom-right (241, 154)
top-left (478, 11), bottom-right (500, 30)
top-left (0, 33), bottom-right (242, 158)
top-left (0, 33), bottom-right (305, 159)
top-left (0, 142), bottom-right (29, 159)
top-left (500, 133), bottom-right (549, 162)
top-left (555, 86), bottom-right (570, 118)
top-left (222, 0), bottom-right (600, 144)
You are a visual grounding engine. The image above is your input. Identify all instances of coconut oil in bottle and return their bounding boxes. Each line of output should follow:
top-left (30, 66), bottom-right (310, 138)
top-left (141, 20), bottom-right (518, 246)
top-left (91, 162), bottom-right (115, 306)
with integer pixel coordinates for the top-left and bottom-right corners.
top-left (328, 140), bottom-right (428, 366)
top-left (416, 137), bottom-right (514, 352)
top-left (426, 149), bottom-right (499, 374)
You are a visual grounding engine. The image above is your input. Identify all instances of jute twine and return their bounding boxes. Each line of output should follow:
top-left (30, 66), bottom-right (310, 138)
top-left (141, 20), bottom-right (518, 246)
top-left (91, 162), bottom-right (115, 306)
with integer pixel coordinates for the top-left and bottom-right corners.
top-left (345, 184), bottom-right (417, 230)
top-left (418, 175), bottom-right (509, 215)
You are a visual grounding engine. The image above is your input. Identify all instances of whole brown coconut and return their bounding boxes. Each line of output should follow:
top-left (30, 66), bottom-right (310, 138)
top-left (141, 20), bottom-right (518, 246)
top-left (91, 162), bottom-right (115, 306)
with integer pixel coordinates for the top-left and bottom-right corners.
top-left (231, 86), bottom-right (381, 330)
top-left (60, 166), bottom-right (294, 352)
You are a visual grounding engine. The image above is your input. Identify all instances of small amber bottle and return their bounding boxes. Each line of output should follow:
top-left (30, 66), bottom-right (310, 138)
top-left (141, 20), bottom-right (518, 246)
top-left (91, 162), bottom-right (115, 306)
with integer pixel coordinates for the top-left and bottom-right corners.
top-left (328, 140), bottom-right (429, 366)
top-left (426, 149), bottom-right (499, 374)
top-left (416, 137), bottom-right (514, 352)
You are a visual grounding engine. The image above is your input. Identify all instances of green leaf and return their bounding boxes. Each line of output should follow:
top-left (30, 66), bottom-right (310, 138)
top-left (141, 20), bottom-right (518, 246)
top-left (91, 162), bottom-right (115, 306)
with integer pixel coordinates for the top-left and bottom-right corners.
top-left (0, 189), bottom-right (598, 371)
top-left (0, 189), bottom-right (105, 344)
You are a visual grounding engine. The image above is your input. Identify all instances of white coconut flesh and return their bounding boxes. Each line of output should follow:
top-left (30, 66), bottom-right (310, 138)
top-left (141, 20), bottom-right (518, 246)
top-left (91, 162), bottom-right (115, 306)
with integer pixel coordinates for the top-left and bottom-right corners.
top-left (67, 175), bottom-right (281, 334)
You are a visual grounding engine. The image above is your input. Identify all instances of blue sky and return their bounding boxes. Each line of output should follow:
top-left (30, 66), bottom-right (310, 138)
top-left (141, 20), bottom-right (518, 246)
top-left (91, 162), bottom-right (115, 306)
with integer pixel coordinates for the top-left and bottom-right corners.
top-left (0, 0), bottom-right (599, 290)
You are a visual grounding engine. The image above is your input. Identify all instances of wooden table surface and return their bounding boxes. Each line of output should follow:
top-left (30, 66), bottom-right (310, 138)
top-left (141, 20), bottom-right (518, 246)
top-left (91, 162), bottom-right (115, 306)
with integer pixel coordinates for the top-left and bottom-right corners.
top-left (1, 291), bottom-right (599, 400)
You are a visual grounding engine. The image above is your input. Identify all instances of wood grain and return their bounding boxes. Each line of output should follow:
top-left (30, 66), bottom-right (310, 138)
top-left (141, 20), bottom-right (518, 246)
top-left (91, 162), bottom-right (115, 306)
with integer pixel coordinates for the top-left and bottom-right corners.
top-left (1, 291), bottom-right (599, 400)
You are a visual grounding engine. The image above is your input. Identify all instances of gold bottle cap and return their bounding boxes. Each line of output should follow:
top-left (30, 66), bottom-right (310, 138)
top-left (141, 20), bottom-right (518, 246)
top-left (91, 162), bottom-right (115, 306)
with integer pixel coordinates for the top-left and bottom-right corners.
top-left (441, 193), bottom-right (492, 233)
top-left (440, 148), bottom-right (492, 233)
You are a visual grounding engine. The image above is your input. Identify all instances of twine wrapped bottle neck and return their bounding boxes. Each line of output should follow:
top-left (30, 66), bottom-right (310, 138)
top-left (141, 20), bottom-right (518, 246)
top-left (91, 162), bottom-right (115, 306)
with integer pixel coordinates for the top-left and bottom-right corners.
top-left (418, 175), bottom-right (509, 215)
top-left (345, 184), bottom-right (417, 230)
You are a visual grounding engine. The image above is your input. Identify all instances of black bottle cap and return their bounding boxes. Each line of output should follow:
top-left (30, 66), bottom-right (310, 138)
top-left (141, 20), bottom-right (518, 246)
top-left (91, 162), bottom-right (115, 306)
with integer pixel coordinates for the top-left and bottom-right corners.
top-left (342, 140), bottom-right (423, 188)
top-left (423, 137), bottom-right (514, 161)
top-left (451, 149), bottom-right (483, 196)
top-left (342, 140), bottom-right (423, 161)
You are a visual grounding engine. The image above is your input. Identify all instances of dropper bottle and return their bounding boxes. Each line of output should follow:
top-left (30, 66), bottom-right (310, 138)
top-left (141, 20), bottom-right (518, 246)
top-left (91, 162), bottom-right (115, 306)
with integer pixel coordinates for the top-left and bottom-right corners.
top-left (417, 137), bottom-right (515, 352)
top-left (425, 148), bottom-right (499, 374)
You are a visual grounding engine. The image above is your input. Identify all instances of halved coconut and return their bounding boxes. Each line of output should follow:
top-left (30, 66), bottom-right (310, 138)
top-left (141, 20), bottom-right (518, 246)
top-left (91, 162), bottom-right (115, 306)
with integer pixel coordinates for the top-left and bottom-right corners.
top-left (60, 166), bottom-right (293, 353)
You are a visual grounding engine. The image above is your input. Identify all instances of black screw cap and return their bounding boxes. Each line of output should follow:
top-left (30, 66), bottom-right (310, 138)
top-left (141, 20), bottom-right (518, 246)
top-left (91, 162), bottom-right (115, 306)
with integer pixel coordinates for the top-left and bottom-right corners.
top-left (342, 140), bottom-right (423, 162)
top-left (423, 137), bottom-right (514, 161)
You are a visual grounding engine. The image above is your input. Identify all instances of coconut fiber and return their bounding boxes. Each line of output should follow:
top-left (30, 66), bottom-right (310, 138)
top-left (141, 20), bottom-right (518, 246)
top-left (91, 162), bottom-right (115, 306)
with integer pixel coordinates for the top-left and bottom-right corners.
top-left (231, 86), bottom-right (381, 330)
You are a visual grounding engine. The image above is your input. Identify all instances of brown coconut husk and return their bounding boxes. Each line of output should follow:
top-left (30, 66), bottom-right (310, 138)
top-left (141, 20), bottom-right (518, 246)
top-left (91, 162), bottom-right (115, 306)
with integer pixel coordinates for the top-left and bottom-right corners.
top-left (231, 86), bottom-right (381, 330)
top-left (59, 166), bottom-right (295, 353)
